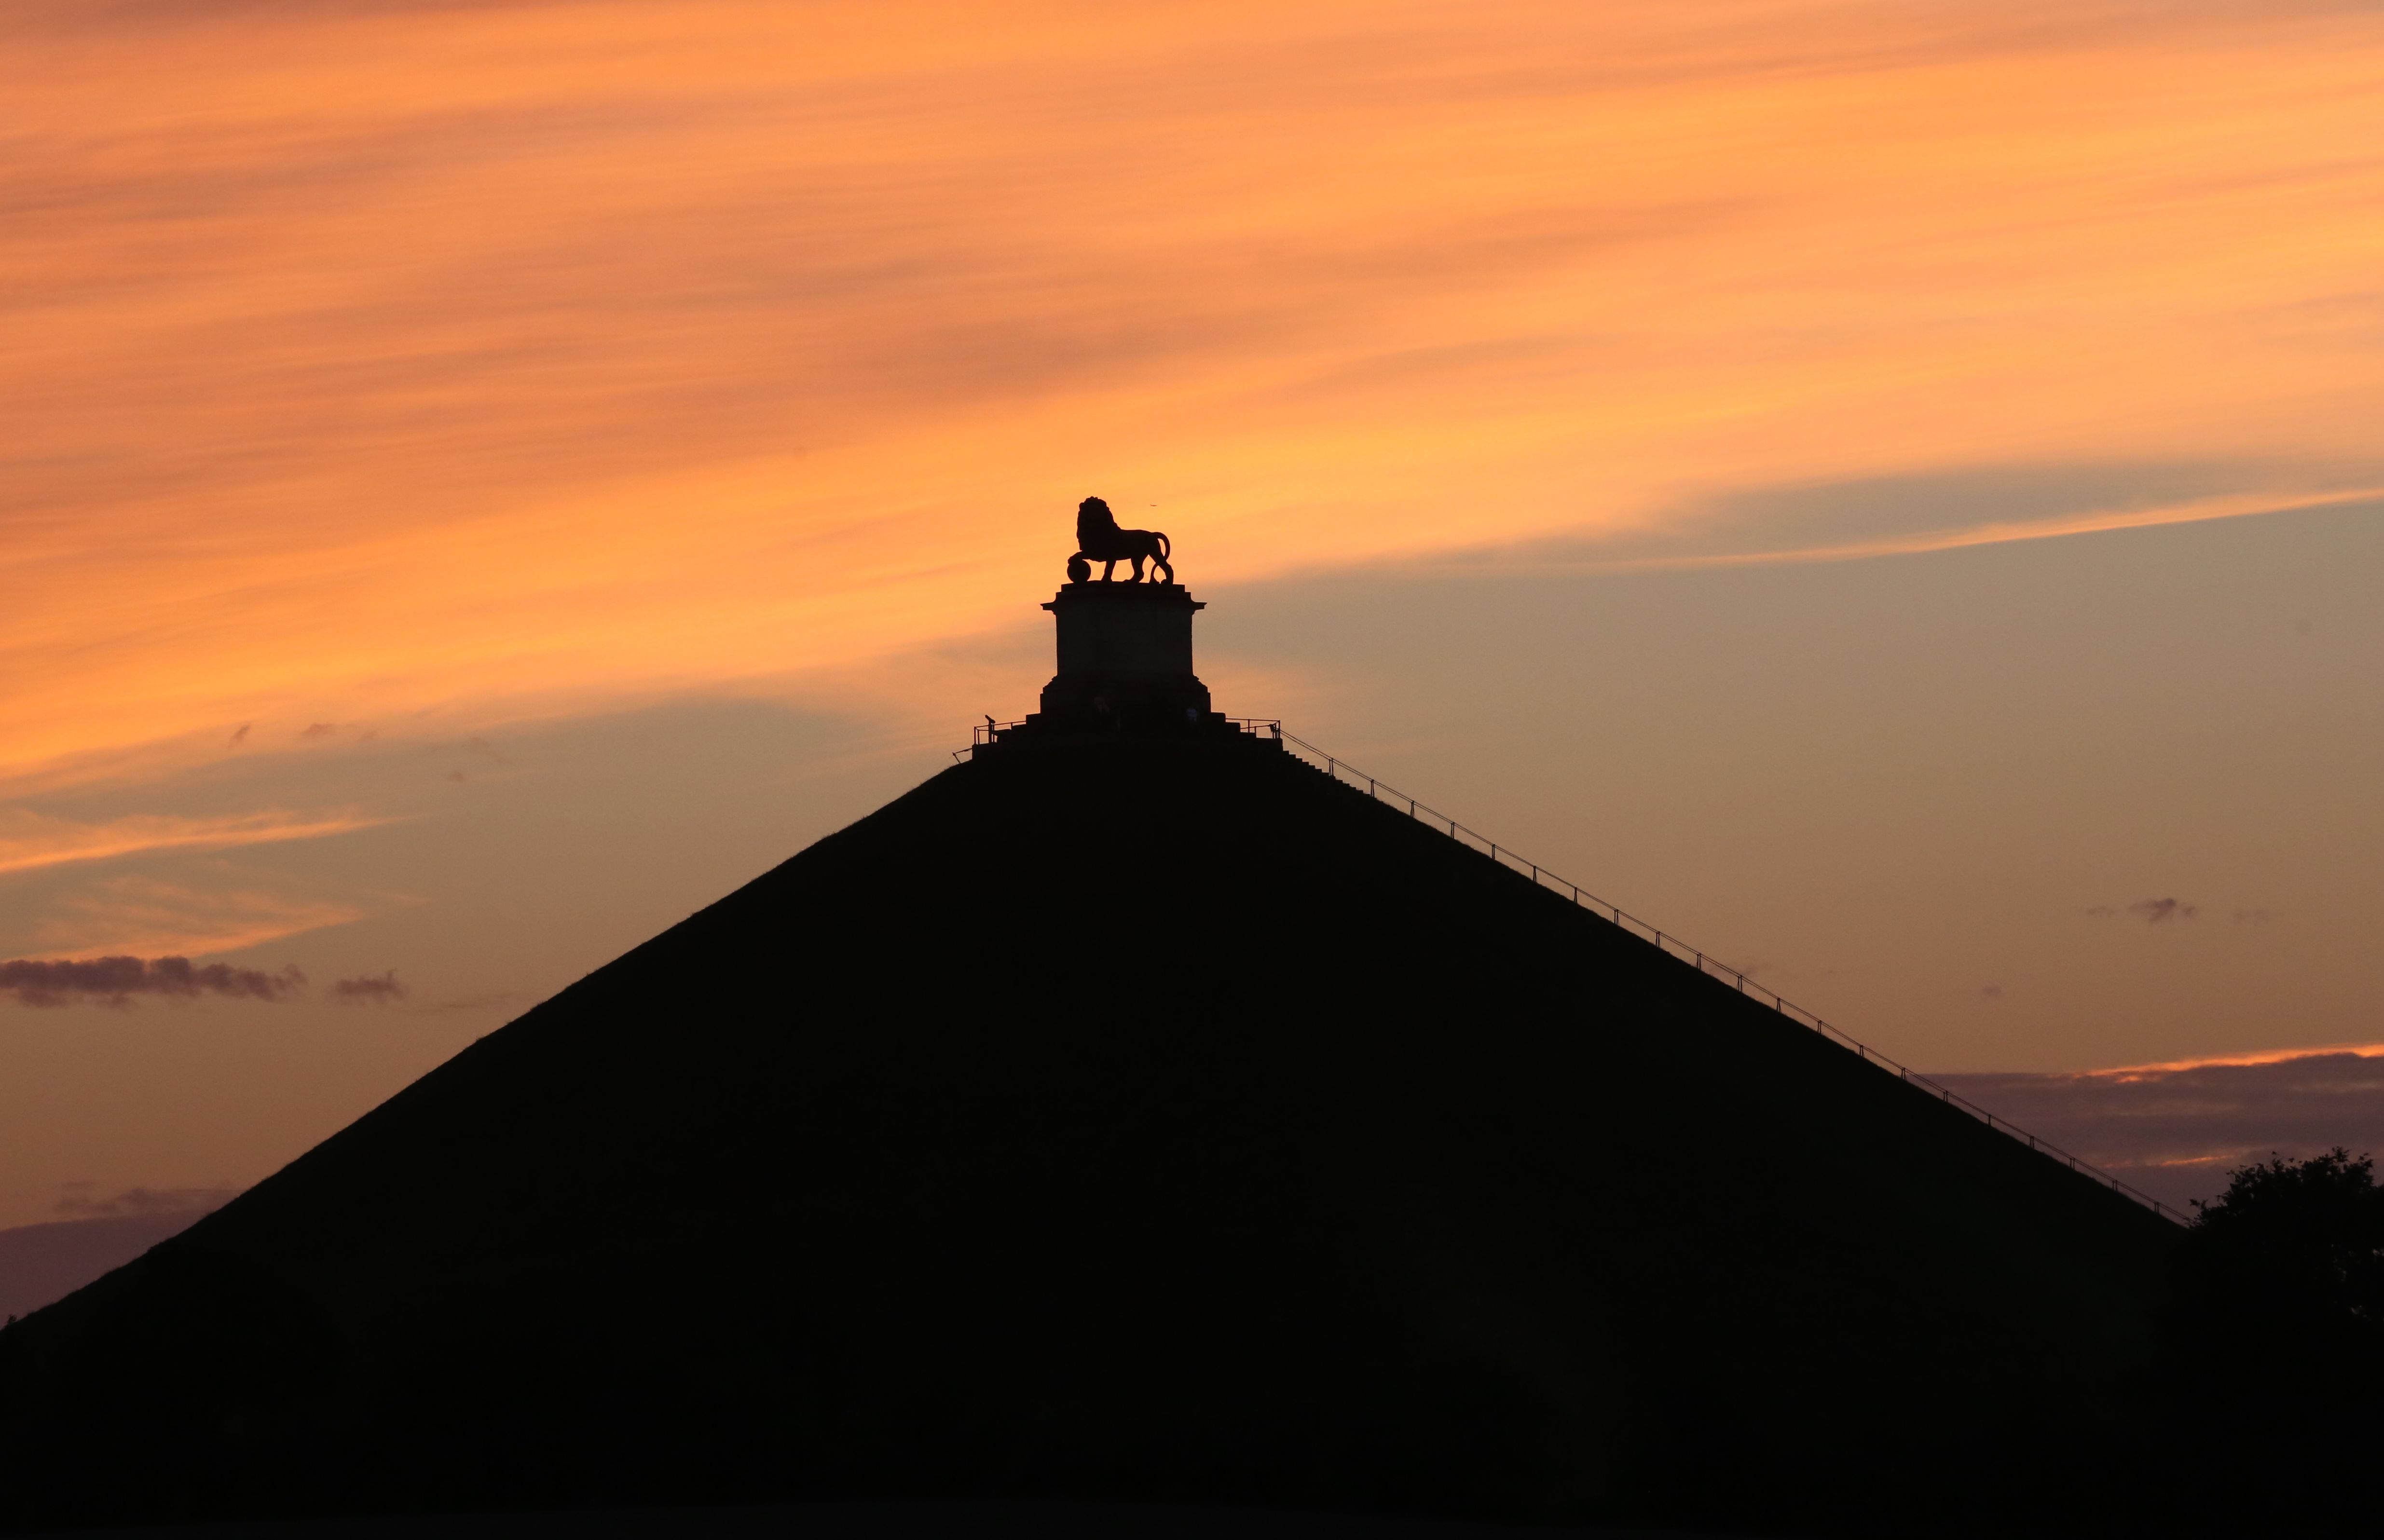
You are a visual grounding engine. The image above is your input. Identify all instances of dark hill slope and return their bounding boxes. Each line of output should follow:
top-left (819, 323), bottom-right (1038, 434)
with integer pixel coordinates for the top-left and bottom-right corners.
top-left (0, 737), bottom-right (2175, 1534)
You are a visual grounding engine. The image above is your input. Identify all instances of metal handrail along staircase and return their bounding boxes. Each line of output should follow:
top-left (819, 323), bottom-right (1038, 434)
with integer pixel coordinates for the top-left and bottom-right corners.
top-left (1259, 725), bottom-right (2186, 1224)
top-left (957, 714), bottom-right (2186, 1223)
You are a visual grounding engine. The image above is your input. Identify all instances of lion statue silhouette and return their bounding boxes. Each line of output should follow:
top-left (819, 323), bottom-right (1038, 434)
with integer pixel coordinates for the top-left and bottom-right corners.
top-left (1069, 496), bottom-right (1172, 584)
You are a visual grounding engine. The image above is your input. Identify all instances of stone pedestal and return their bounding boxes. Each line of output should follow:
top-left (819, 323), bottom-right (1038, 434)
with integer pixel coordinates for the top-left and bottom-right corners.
top-left (1034, 582), bottom-right (1213, 731)
top-left (973, 577), bottom-right (1280, 754)
top-left (967, 580), bottom-right (1288, 754)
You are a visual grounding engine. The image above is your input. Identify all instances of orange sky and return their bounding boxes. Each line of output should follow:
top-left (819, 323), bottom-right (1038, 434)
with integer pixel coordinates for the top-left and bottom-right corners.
top-left (2, 0), bottom-right (2382, 1227)
top-left (7, 0), bottom-right (2382, 781)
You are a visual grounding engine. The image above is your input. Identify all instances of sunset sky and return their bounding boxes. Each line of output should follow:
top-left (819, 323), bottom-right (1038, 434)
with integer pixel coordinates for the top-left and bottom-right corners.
top-left (3, 0), bottom-right (2381, 1230)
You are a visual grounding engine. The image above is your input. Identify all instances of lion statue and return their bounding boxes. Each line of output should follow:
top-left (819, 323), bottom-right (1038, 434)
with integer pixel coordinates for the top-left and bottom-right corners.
top-left (1069, 496), bottom-right (1172, 584)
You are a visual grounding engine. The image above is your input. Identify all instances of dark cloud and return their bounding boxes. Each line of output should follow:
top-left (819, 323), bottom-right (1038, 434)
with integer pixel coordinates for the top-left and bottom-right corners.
top-left (53, 1184), bottom-right (236, 1221)
top-left (331, 970), bottom-right (407, 1003)
top-left (0, 955), bottom-right (305, 1008)
top-left (2127, 897), bottom-right (2196, 922)
top-left (425, 991), bottom-right (531, 1014)
top-left (298, 722), bottom-right (339, 740)
top-left (227, 722), bottom-right (250, 745)
top-left (443, 736), bottom-right (509, 783)
top-left (1934, 1048), bottom-right (2384, 1212)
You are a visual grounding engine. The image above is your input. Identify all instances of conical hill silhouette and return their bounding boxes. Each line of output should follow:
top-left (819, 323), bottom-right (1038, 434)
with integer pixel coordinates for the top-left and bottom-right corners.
top-left (0, 735), bottom-right (2175, 1534)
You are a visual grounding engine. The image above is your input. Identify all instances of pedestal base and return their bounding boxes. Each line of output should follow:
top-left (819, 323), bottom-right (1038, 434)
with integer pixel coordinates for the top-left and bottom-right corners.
top-left (976, 578), bottom-right (1277, 752)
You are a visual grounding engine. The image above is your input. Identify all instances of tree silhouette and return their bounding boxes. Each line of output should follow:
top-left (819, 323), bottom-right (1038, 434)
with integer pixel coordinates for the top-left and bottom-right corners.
top-left (2148, 1151), bottom-right (2384, 1528)
top-left (2165, 1154), bottom-right (2384, 1402)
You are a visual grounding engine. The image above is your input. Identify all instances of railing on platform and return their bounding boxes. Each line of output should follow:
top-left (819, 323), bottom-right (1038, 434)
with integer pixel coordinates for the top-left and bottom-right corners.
top-left (953, 720), bottom-right (1029, 762)
top-left (954, 715), bottom-right (1283, 762)
top-left (1269, 728), bottom-right (2189, 1226)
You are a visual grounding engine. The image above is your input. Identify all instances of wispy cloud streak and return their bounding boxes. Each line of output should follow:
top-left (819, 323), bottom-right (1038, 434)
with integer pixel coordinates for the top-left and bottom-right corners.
top-left (0, 810), bottom-right (384, 877)
top-left (1450, 485), bottom-right (2384, 577)
top-left (23, 870), bottom-right (375, 959)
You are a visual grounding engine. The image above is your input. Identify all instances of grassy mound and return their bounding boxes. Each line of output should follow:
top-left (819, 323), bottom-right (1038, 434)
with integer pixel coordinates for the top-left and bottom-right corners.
top-left (0, 737), bottom-right (2175, 1534)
